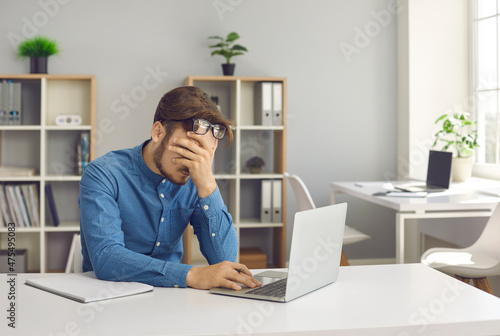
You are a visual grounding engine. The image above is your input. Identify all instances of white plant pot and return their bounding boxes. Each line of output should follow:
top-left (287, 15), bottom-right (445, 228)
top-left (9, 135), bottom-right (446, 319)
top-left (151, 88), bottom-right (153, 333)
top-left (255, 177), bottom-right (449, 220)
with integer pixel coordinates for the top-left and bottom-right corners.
top-left (451, 156), bottom-right (473, 182)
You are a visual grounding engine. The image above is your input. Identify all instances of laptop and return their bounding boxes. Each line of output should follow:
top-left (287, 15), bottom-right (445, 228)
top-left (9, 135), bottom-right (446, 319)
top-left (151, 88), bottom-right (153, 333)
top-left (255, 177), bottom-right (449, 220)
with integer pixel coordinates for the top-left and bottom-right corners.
top-left (394, 150), bottom-right (453, 193)
top-left (210, 203), bottom-right (347, 302)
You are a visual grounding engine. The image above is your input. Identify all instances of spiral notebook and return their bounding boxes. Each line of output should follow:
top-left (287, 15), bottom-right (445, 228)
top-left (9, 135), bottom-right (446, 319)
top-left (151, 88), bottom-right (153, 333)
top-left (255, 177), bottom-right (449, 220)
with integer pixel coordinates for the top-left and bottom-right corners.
top-left (25, 272), bottom-right (153, 303)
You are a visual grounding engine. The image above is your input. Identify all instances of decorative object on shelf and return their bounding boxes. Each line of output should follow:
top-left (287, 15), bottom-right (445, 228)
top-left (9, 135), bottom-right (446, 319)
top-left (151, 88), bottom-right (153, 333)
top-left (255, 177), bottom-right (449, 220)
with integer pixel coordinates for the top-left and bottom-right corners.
top-left (16, 36), bottom-right (60, 74)
top-left (210, 95), bottom-right (221, 111)
top-left (432, 112), bottom-right (479, 182)
top-left (246, 156), bottom-right (265, 174)
top-left (208, 32), bottom-right (248, 76)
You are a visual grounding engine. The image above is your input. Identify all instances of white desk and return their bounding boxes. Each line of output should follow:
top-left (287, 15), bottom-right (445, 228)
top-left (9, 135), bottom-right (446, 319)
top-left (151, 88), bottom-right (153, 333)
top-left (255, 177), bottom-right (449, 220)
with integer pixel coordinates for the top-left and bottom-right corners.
top-left (331, 178), bottom-right (500, 263)
top-left (2, 264), bottom-right (500, 335)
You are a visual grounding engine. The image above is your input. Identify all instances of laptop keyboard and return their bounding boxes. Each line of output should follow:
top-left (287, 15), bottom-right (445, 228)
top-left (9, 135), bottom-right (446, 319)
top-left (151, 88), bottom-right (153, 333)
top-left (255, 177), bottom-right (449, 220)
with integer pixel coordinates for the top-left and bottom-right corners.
top-left (246, 278), bottom-right (287, 298)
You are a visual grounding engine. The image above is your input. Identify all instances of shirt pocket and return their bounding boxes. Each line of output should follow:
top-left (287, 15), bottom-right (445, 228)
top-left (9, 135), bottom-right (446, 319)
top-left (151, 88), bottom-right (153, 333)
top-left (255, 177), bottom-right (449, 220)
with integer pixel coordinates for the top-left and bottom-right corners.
top-left (167, 207), bottom-right (194, 245)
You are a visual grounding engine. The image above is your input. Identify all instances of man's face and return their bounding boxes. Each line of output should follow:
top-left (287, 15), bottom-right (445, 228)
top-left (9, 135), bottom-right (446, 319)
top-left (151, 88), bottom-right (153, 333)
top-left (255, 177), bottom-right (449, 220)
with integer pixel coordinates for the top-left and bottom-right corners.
top-left (152, 126), bottom-right (213, 185)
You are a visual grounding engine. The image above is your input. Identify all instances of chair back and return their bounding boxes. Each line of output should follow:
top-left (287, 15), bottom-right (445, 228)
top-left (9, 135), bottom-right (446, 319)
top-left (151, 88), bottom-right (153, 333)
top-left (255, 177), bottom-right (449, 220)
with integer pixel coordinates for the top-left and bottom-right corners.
top-left (470, 203), bottom-right (500, 259)
top-left (65, 233), bottom-right (83, 273)
top-left (284, 172), bottom-right (316, 211)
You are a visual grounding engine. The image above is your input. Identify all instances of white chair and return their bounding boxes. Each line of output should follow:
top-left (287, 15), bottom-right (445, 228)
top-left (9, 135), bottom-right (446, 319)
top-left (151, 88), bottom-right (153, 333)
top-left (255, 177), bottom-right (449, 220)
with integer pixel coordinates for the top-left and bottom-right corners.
top-left (65, 233), bottom-right (83, 273)
top-left (284, 172), bottom-right (370, 266)
top-left (421, 203), bottom-right (500, 294)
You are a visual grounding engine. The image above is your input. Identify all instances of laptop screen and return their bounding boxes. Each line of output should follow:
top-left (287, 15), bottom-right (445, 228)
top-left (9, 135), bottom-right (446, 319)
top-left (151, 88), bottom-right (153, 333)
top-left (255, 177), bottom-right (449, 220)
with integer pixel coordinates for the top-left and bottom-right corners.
top-left (426, 150), bottom-right (453, 188)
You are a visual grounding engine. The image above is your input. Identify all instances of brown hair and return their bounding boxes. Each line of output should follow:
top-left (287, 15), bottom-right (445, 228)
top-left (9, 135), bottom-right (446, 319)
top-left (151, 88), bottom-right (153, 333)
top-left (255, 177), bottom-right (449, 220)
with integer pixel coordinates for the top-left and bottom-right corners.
top-left (154, 86), bottom-right (234, 145)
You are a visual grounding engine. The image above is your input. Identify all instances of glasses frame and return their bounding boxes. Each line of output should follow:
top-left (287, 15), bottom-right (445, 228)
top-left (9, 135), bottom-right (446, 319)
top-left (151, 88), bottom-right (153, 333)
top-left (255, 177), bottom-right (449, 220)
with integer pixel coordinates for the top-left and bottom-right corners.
top-left (192, 118), bottom-right (226, 140)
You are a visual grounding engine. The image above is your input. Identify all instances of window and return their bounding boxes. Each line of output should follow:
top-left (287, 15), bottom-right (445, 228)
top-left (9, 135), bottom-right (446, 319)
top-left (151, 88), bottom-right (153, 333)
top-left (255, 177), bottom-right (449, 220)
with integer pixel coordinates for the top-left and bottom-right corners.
top-left (473, 0), bottom-right (500, 165)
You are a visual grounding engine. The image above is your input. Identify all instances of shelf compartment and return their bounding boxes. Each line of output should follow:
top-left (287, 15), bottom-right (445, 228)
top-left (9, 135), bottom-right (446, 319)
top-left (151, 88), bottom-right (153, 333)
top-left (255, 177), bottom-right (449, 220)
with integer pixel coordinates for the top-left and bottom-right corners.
top-left (188, 80), bottom-right (237, 122)
top-left (45, 231), bottom-right (74, 272)
top-left (44, 181), bottom-right (80, 228)
top-left (0, 78), bottom-right (42, 126)
top-left (45, 79), bottom-right (92, 126)
top-left (0, 129), bottom-right (41, 173)
top-left (240, 129), bottom-right (277, 174)
top-left (46, 130), bottom-right (90, 176)
top-left (0, 230), bottom-right (40, 272)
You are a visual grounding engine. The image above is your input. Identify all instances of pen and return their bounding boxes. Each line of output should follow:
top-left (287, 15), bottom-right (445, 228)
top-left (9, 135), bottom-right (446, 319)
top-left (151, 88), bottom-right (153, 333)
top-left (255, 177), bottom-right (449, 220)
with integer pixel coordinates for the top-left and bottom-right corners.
top-left (235, 268), bottom-right (244, 273)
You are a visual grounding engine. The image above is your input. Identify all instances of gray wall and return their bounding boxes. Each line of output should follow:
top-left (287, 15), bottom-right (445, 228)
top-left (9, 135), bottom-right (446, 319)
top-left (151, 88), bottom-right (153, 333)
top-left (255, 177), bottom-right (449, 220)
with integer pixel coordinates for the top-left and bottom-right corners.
top-left (0, 0), bottom-right (398, 260)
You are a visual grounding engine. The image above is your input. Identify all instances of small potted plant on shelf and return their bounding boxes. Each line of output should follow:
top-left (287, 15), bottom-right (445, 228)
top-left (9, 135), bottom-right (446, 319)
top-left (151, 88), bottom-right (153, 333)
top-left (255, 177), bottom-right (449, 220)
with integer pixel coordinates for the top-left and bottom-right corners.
top-left (208, 32), bottom-right (248, 76)
top-left (246, 156), bottom-right (265, 174)
top-left (432, 112), bottom-right (479, 182)
top-left (16, 35), bottom-right (59, 74)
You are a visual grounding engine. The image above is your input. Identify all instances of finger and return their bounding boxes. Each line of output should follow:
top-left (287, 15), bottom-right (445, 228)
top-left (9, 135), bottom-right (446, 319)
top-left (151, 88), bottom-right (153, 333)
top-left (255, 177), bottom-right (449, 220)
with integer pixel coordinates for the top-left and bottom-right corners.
top-left (187, 131), bottom-right (214, 150)
top-left (221, 279), bottom-right (242, 291)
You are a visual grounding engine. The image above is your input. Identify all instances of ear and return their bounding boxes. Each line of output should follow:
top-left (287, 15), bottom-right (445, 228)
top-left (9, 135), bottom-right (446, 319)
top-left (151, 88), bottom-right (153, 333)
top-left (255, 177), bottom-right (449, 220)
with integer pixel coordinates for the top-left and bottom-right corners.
top-left (151, 121), bottom-right (165, 143)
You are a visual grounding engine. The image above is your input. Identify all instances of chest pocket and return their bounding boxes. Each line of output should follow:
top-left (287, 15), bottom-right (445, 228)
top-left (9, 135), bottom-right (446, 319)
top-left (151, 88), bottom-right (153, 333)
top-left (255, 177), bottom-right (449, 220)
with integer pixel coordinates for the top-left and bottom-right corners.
top-left (167, 207), bottom-right (194, 244)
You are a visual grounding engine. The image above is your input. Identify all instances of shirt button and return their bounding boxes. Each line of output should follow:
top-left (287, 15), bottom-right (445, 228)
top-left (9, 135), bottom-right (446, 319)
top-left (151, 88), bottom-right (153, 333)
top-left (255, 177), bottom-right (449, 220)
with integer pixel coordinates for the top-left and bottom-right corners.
top-left (162, 179), bottom-right (166, 183)
top-left (156, 242), bottom-right (161, 246)
top-left (160, 193), bottom-right (165, 198)
top-left (211, 233), bottom-right (216, 237)
top-left (174, 284), bottom-right (179, 288)
top-left (203, 205), bottom-right (209, 210)
top-left (161, 217), bottom-right (164, 222)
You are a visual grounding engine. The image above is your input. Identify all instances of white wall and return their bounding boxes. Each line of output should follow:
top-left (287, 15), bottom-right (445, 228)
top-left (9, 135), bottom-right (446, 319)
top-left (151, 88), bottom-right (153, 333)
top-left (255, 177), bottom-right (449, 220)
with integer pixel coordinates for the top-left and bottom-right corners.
top-left (0, 0), bottom-right (398, 260)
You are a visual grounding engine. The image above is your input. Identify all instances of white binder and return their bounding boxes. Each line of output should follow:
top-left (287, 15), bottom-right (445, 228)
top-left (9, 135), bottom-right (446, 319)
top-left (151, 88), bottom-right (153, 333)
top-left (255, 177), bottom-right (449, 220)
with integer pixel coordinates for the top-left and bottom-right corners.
top-left (272, 179), bottom-right (282, 223)
top-left (254, 82), bottom-right (273, 126)
top-left (272, 82), bottom-right (283, 126)
top-left (261, 180), bottom-right (272, 222)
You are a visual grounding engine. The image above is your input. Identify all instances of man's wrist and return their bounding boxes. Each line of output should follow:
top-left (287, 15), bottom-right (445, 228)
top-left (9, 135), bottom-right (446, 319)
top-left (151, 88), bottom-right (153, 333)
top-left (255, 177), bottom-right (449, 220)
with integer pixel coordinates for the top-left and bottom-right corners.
top-left (197, 179), bottom-right (217, 198)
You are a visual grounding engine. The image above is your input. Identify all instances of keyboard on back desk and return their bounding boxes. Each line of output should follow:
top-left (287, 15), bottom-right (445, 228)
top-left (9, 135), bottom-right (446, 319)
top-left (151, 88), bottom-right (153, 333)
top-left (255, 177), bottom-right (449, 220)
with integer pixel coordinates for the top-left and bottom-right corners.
top-left (245, 278), bottom-right (287, 298)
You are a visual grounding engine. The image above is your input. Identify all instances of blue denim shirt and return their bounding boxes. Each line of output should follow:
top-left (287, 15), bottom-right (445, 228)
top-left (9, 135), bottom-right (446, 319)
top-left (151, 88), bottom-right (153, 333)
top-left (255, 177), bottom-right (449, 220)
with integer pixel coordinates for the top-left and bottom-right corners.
top-left (79, 141), bottom-right (237, 287)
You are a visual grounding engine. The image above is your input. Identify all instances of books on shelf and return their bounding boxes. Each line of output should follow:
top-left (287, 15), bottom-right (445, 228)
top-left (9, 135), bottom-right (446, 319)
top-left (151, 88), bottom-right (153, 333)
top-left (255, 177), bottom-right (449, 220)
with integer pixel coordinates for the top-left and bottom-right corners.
top-left (0, 165), bottom-right (36, 177)
top-left (45, 183), bottom-right (59, 227)
top-left (0, 80), bottom-right (22, 125)
top-left (77, 132), bottom-right (90, 175)
top-left (0, 183), bottom-right (39, 227)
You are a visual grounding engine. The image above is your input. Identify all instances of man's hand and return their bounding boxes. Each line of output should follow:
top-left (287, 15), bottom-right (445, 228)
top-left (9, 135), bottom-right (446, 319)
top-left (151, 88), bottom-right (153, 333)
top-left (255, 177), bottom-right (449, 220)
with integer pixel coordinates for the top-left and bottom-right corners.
top-left (186, 261), bottom-right (262, 290)
top-left (169, 131), bottom-right (217, 198)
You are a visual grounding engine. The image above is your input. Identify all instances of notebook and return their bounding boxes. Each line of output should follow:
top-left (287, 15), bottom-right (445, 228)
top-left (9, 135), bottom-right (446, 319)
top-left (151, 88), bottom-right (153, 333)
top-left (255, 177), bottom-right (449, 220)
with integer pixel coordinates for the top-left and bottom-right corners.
top-left (210, 203), bottom-right (347, 302)
top-left (394, 150), bottom-right (453, 193)
top-left (25, 272), bottom-right (153, 303)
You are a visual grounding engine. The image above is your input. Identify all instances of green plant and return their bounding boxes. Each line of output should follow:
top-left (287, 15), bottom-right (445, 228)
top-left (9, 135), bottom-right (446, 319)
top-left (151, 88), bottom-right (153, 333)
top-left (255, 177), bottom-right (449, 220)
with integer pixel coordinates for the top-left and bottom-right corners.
top-left (208, 32), bottom-right (248, 64)
top-left (246, 156), bottom-right (265, 169)
top-left (17, 36), bottom-right (59, 58)
top-left (432, 112), bottom-right (479, 157)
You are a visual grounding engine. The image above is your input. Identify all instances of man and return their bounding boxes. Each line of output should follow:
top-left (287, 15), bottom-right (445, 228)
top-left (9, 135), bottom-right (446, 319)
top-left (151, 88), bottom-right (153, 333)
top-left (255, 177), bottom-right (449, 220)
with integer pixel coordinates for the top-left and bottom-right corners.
top-left (79, 86), bottom-right (260, 290)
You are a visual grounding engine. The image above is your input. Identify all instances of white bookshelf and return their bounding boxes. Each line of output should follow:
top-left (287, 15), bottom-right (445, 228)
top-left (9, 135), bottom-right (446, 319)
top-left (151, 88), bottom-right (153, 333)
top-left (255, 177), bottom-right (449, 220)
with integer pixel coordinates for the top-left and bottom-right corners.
top-left (183, 76), bottom-right (287, 268)
top-left (0, 74), bottom-right (95, 273)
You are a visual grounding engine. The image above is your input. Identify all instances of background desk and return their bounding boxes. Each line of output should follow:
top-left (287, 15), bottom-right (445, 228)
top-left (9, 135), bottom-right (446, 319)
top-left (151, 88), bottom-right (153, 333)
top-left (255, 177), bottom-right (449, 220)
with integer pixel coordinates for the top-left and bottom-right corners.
top-left (2, 264), bottom-right (500, 335)
top-left (331, 179), bottom-right (500, 263)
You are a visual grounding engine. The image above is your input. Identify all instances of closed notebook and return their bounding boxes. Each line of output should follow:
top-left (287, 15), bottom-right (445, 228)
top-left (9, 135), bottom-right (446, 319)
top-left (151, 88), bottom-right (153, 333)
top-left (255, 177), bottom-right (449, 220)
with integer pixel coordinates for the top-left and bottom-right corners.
top-left (25, 272), bottom-right (153, 303)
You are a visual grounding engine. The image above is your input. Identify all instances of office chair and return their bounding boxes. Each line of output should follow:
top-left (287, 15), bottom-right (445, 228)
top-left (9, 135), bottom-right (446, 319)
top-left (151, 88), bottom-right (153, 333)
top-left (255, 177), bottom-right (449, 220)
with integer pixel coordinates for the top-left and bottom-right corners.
top-left (421, 203), bottom-right (500, 294)
top-left (65, 233), bottom-right (83, 273)
top-left (284, 172), bottom-right (370, 266)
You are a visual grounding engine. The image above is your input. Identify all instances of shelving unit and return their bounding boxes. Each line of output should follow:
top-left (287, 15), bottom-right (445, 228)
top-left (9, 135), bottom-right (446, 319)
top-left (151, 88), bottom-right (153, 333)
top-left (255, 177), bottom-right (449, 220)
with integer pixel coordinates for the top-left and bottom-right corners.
top-left (183, 76), bottom-right (287, 268)
top-left (0, 74), bottom-right (95, 273)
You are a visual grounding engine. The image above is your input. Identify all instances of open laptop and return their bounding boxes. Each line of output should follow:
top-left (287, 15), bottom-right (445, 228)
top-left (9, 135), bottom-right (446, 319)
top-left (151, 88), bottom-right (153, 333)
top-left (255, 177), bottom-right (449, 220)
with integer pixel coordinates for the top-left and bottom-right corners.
top-left (210, 203), bottom-right (347, 302)
top-left (394, 150), bottom-right (453, 193)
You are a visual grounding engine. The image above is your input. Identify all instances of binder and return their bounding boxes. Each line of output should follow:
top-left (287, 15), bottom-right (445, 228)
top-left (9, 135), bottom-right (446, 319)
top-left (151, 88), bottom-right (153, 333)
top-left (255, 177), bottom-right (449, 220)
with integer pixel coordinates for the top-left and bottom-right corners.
top-left (272, 179), bottom-right (282, 223)
top-left (254, 82), bottom-right (273, 126)
top-left (14, 185), bottom-right (30, 227)
top-left (0, 185), bottom-right (13, 226)
top-left (27, 184), bottom-right (40, 227)
top-left (7, 81), bottom-right (21, 125)
top-left (272, 82), bottom-right (283, 126)
top-left (261, 180), bottom-right (272, 222)
top-left (0, 81), bottom-right (7, 125)
top-left (45, 184), bottom-right (60, 227)
top-left (5, 185), bottom-right (23, 227)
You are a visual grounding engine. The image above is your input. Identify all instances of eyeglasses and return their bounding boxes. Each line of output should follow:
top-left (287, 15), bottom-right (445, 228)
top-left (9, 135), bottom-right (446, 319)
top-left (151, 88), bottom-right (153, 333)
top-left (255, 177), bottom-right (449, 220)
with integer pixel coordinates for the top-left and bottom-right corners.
top-left (192, 118), bottom-right (226, 139)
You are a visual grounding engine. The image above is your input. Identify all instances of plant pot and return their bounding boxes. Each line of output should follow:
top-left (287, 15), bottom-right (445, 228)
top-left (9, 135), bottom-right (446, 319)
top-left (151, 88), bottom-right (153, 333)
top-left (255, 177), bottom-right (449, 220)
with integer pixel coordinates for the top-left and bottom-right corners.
top-left (222, 63), bottom-right (235, 76)
top-left (30, 56), bottom-right (48, 74)
top-left (249, 167), bottom-right (262, 174)
top-left (451, 156), bottom-right (473, 182)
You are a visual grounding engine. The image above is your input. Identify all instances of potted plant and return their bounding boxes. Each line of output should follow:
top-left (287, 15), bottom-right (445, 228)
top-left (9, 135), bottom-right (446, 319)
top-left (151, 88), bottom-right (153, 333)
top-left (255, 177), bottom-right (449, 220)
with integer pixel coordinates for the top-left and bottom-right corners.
top-left (208, 32), bottom-right (248, 76)
top-left (432, 112), bottom-right (479, 182)
top-left (246, 156), bottom-right (265, 174)
top-left (17, 36), bottom-right (59, 74)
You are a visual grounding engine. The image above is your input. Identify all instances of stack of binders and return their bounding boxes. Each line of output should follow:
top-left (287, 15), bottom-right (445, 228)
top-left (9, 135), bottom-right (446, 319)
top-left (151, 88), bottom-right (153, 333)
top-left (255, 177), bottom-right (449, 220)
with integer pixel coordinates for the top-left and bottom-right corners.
top-left (254, 82), bottom-right (283, 126)
top-left (0, 80), bottom-right (22, 125)
top-left (0, 183), bottom-right (40, 227)
top-left (260, 180), bottom-right (282, 223)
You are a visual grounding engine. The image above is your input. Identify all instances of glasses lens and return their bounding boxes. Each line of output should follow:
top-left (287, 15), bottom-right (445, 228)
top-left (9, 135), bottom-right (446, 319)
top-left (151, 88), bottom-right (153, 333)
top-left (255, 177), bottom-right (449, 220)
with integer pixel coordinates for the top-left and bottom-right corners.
top-left (193, 119), bottom-right (210, 135)
top-left (213, 124), bottom-right (226, 139)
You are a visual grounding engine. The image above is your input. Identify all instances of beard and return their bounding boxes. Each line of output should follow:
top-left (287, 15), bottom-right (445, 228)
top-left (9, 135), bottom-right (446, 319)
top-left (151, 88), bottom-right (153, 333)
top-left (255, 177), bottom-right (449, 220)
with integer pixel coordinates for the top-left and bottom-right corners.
top-left (153, 137), bottom-right (189, 186)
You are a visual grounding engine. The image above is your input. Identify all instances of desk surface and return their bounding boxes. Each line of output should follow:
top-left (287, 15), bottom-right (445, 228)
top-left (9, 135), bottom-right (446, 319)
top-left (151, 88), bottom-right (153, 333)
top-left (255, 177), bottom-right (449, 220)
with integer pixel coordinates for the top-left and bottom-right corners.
top-left (331, 178), bottom-right (500, 212)
top-left (2, 264), bottom-right (500, 335)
